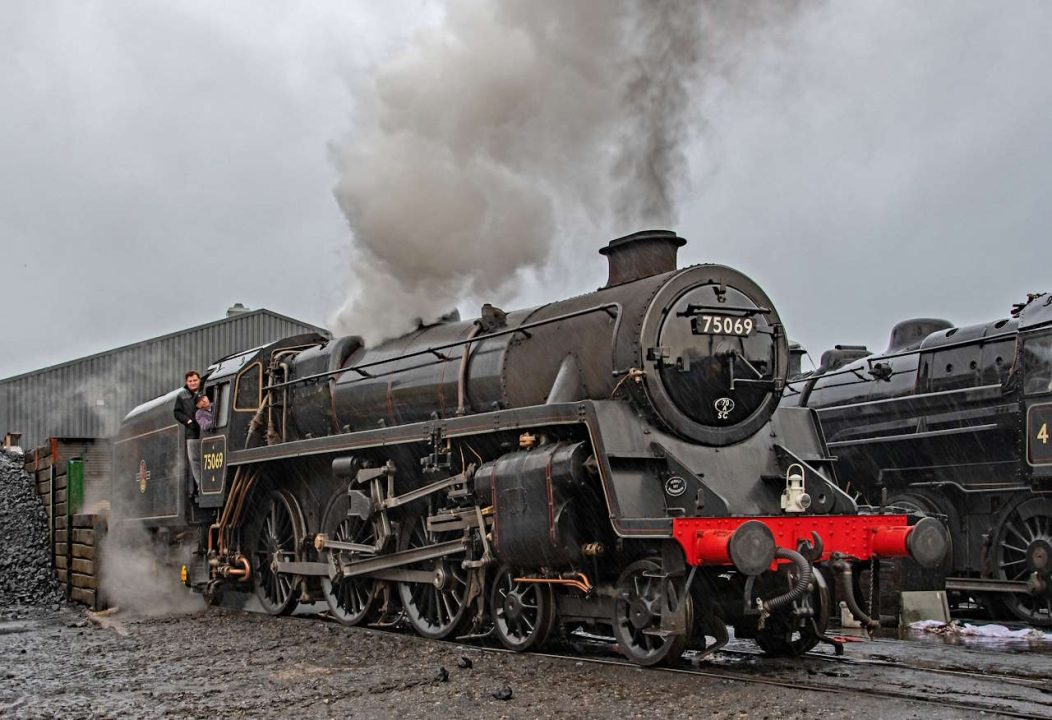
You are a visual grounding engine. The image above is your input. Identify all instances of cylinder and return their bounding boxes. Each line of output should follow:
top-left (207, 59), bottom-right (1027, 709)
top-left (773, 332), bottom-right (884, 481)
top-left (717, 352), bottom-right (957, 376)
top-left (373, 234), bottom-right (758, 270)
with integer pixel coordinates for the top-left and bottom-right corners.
top-left (477, 442), bottom-right (590, 569)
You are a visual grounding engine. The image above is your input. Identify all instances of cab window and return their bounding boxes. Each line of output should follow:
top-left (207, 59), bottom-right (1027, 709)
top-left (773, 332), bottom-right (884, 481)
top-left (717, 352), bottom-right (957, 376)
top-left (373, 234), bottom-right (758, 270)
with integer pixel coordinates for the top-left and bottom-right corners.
top-left (234, 362), bottom-right (263, 411)
top-left (213, 382), bottom-right (231, 428)
top-left (1022, 335), bottom-right (1052, 396)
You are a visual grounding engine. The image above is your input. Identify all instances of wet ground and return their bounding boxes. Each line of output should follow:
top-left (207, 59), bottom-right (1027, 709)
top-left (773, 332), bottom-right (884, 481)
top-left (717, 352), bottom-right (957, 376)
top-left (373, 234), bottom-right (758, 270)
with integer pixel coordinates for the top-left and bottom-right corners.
top-left (2, 603), bottom-right (1051, 719)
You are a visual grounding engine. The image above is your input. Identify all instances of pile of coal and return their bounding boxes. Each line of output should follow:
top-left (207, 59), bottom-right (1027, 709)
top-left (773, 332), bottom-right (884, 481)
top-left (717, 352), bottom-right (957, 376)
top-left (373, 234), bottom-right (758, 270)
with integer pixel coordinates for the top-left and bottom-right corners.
top-left (0, 448), bottom-right (64, 607)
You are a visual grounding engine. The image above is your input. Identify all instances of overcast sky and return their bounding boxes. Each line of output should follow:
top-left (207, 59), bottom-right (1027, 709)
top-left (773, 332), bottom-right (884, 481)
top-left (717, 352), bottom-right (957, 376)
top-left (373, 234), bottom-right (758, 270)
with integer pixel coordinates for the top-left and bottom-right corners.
top-left (2, 1), bottom-right (1051, 380)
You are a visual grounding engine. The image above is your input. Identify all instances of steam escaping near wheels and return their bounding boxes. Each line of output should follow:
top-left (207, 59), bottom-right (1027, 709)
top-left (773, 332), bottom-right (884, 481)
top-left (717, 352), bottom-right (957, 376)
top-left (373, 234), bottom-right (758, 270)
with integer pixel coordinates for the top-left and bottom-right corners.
top-left (100, 523), bottom-right (205, 617)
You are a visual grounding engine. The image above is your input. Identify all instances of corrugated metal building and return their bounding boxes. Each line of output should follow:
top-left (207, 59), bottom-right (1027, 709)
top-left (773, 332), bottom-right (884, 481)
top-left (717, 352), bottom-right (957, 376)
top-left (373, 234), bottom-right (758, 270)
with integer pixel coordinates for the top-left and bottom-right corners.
top-left (1, 307), bottom-right (328, 450)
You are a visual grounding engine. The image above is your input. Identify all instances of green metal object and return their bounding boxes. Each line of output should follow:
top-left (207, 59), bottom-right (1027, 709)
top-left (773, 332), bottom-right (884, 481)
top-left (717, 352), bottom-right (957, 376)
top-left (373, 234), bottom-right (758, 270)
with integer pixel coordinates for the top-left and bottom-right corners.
top-left (67, 459), bottom-right (84, 516)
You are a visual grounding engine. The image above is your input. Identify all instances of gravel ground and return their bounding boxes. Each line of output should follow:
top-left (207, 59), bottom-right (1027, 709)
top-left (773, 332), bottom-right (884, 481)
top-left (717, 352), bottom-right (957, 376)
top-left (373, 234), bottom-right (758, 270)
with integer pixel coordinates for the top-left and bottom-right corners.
top-left (3, 603), bottom-right (1034, 720)
top-left (0, 449), bottom-right (64, 609)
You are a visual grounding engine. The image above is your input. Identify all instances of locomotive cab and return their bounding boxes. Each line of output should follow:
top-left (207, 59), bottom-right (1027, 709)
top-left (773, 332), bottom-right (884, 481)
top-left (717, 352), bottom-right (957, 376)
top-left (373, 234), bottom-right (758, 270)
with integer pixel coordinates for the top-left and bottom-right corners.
top-left (111, 365), bottom-right (238, 529)
top-left (1018, 297), bottom-right (1052, 492)
top-left (112, 333), bottom-right (331, 525)
top-left (192, 355), bottom-right (242, 509)
top-left (192, 333), bottom-right (332, 506)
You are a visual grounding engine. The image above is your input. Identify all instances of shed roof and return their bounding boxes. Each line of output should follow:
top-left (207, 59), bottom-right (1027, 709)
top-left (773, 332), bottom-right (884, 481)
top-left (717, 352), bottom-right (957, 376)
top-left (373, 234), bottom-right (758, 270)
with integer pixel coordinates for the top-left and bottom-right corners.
top-left (0, 308), bottom-right (329, 385)
top-left (0, 308), bottom-right (330, 450)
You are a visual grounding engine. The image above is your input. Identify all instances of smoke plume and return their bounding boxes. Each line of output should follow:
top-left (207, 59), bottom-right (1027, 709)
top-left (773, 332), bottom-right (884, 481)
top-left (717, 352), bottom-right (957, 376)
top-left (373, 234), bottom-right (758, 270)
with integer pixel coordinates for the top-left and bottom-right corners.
top-left (330, 1), bottom-right (795, 341)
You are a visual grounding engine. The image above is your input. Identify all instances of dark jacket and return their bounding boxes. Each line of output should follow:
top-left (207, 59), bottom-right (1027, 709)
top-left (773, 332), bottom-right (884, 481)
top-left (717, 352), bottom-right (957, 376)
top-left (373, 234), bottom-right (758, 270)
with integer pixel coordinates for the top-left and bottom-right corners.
top-left (174, 386), bottom-right (200, 439)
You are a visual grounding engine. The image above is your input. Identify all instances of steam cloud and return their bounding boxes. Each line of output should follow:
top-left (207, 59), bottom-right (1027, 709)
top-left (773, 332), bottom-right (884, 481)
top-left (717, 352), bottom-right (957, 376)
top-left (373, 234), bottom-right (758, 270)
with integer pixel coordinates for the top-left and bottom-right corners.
top-left (330, 1), bottom-right (796, 342)
top-left (99, 523), bottom-right (205, 616)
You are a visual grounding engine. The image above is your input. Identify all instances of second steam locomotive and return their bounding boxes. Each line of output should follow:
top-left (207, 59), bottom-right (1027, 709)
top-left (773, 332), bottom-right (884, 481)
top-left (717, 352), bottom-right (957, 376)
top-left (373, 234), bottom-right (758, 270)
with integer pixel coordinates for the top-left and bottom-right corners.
top-left (785, 294), bottom-right (1052, 626)
top-left (112, 230), bottom-right (946, 664)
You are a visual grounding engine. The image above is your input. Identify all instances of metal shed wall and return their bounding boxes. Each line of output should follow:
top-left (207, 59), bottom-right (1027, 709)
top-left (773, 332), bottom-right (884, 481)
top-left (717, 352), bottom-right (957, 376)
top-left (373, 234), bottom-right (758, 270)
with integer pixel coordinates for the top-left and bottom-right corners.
top-left (0, 310), bottom-right (327, 450)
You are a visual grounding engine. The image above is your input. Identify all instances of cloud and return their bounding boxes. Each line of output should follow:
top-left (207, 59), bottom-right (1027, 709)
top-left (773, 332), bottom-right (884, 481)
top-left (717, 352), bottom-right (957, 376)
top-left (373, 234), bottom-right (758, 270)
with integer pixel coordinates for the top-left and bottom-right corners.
top-left (0, 1), bottom-right (433, 378)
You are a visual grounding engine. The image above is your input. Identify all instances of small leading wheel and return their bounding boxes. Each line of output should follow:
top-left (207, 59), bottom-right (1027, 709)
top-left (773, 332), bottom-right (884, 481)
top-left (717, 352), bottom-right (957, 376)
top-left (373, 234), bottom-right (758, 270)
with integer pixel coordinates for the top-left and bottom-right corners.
top-left (396, 513), bottom-right (472, 640)
top-left (491, 565), bottom-right (556, 652)
top-left (320, 492), bottom-right (380, 626)
top-left (754, 565), bottom-right (831, 656)
top-left (249, 489), bottom-right (304, 616)
top-left (611, 558), bottom-right (692, 667)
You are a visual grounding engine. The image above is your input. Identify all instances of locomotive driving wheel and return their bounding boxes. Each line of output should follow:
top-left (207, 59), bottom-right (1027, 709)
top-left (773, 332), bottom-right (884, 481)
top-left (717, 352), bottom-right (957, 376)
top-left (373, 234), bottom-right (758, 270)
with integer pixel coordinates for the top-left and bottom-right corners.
top-left (320, 492), bottom-right (380, 627)
top-left (249, 489), bottom-right (305, 616)
top-left (611, 559), bottom-right (693, 667)
top-left (490, 565), bottom-right (557, 652)
top-left (991, 495), bottom-right (1052, 627)
top-left (396, 513), bottom-right (472, 640)
top-left (753, 565), bottom-right (831, 656)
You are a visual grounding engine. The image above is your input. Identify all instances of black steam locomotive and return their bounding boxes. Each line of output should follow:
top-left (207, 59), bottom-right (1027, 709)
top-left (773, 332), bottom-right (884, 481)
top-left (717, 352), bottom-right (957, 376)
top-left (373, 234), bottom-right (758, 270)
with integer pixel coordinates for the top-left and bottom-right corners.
top-left (111, 230), bottom-right (945, 664)
top-left (784, 294), bottom-right (1052, 626)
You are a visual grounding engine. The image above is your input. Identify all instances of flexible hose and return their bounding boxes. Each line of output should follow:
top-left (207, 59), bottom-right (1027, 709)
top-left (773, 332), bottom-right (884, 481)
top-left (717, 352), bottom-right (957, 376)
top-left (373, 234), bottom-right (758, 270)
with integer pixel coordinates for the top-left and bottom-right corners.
top-left (832, 559), bottom-right (880, 630)
top-left (762, 547), bottom-right (813, 613)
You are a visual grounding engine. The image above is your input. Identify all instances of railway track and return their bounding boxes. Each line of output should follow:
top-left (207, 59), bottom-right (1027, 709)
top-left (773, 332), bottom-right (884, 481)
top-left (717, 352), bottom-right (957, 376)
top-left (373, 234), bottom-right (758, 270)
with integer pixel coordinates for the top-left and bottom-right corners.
top-left (299, 609), bottom-right (1052, 719)
top-left (532, 650), bottom-right (1052, 720)
top-left (709, 643), bottom-right (1050, 691)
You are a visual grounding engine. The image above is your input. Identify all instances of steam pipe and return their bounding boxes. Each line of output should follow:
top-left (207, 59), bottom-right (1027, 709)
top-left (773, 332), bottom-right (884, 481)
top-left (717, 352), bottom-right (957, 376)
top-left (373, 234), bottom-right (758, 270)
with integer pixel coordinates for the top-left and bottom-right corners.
top-left (761, 547), bottom-right (812, 614)
top-left (279, 361), bottom-right (290, 442)
top-left (245, 395), bottom-right (271, 448)
top-left (513, 572), bottom-right (592, 594)
top-left (216, 466), bottom-right (249, 552)
top-left (216, 467), bottom-right (243, 530)
top-left (217, 466), bottom-right (258, 556)
top-left (457, 324), bottom-right (482, 415)
top-left (227, 469), bottom-right (259, 535)
top-left (832, 558), bottom-right (880, 631)
top-left (225, 555), bottom-right (251, 581)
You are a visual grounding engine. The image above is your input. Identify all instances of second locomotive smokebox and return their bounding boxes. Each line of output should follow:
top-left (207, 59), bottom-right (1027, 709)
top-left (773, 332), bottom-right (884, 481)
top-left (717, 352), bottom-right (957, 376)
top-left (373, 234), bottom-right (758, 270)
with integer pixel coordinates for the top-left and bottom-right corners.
top-left (477, 441), bottom-right (589, 568)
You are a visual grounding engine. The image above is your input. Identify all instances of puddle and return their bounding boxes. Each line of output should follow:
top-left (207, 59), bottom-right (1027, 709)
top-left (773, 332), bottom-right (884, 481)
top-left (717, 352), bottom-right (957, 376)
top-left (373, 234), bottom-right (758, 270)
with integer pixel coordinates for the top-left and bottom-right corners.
top-left (901, 621), bottom-right (1052, 653)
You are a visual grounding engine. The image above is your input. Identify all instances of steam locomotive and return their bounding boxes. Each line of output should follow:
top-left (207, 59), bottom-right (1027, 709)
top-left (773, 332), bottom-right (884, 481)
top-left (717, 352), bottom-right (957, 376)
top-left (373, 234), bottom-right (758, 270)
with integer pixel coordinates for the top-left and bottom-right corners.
top-left (783, 294), bottom-right (1052, 626)
top-left (111, 230), bottom-right (945, 664)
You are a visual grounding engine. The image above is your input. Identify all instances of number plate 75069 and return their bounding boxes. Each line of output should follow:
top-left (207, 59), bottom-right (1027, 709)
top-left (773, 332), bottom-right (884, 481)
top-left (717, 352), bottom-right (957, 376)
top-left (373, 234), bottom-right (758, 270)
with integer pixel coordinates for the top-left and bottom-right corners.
top-left (691, 314), bottom-right (754, 337)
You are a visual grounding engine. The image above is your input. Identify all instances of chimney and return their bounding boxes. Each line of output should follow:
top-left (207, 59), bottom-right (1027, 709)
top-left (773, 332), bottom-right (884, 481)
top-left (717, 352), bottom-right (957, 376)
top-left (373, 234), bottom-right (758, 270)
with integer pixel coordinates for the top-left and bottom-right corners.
top-left (599, 230), bottom-right (686, 288)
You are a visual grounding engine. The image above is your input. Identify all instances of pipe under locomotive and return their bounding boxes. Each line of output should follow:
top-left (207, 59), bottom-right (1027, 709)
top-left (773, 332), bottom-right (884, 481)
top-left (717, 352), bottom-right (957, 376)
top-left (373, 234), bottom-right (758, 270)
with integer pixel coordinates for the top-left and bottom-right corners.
top-left (784, 295), bottom-right (1052, 627)
top-left (111, 230), bottom-right (946, 664)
